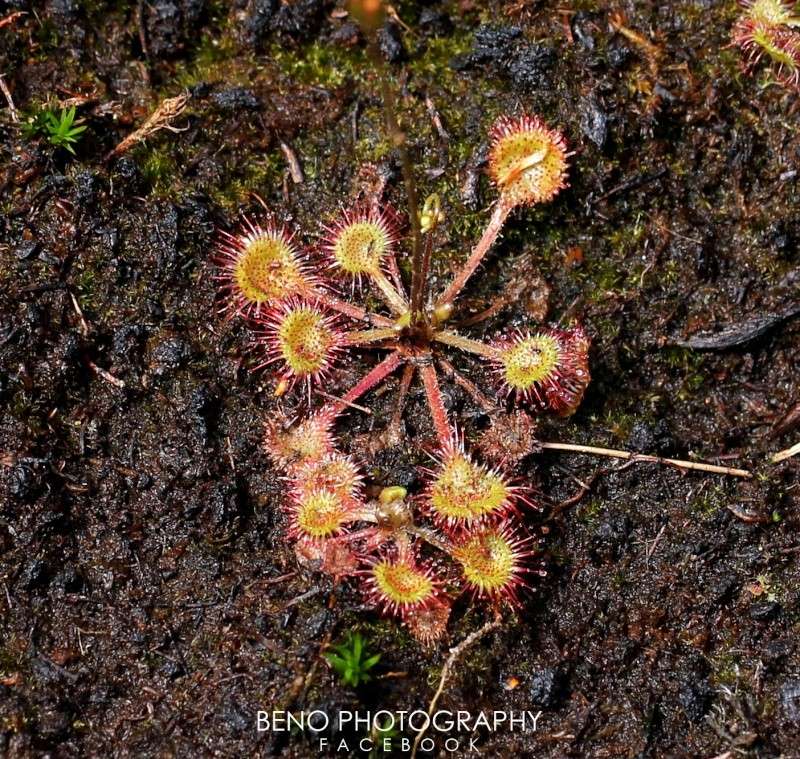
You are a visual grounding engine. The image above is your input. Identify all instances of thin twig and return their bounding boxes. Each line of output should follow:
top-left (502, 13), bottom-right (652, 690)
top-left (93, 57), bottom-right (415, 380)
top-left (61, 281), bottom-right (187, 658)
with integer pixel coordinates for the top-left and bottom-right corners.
top-left (411, 614), bottom-right (502, 759)
top-left (226, 435), bottom-right (236, 475)
top-left (540, 442), bottom-right (752, 478)
top-left (279, 139), bottom-right (304, 184)
top-left (771, 401), bottom-right (800, 438)
top-left (550, 467), bottom-right (601, 514)
top-left (284, 588), bottom-right (323, 609)
top-left (0, 74), bottom-right (18, 122)
top-left (646, 523), bottom-right (667, 560)
top-left (457, 293), bottom-right (513, 327)
top-left (0, 11), bottom-right (26, 30)
top-left (136, 0), bottom-right (149, 61)
top-left (390, 363), bottom-right (415, 430)
top-left (69, 291), bottom-right (90, 337)
top-left (86, 360), bottom-right (125, 389)
top-left (436, 357), bottom-right (497, 413)
top-left (244, 572), bottom-right (296, 592)
top-left (772, 441), bottom-right (800, 463)
top-left (425, 95), bottom-right (449, 141)
top-left (316, 390), bottom-right (372, 415)
top-left (726, 504), bottom-right (770, 524)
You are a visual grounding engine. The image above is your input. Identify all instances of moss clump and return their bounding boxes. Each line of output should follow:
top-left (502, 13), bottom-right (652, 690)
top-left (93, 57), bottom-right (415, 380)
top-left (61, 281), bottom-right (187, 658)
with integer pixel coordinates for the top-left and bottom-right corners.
top-left (661, 346), bottom-right (707, 398)
top-left (270, 41), bottom-right (362, 88)
top-left (689, 484), bottom-right (727, 517)
top-left (577, 498), bottom-right (603, 526)
top-left (175, 32), bottom-right (241, 90)
top-left (209, 150), bottom-right (284, 210)
top-left (136, 144), bottom-right (180, 196)
top-left (407, 31), bottom-right (473, 85)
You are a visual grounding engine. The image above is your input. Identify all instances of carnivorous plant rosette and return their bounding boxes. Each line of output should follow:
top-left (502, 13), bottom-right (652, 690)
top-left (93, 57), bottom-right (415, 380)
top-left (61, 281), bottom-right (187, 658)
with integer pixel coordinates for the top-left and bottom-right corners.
top-left (214, 111), bottom-right (585, 643)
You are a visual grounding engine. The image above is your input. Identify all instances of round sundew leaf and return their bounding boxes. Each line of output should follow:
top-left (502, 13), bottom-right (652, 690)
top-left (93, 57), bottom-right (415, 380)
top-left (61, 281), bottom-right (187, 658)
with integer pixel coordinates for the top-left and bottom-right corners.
top-left (490, 326), bottom-right (591, 415)
top-left (294, 489), bottom-right (352, 540)
top-left (747, 0), bottom-right (800, 26)
top-left (498, 333), bottom-right (561, 394)
top-left (488, 114), bottom-right (569, 208)
top-left (452, 528), bottom-right (526, 601)
top-left (323, 206), bottom-right (399, 279)
top-left (429, 450), bottom-right (510, 524)
top-left (405, 597), bottom-right (451, 645)
top-left (371, 559), bottom-right (435, 610)
top-left (232, 231), bottom-right (308, 306)
top-left (263, 413), bottom-right (335, 471)
top-left (732, 2), bottom-right (800, 89)
top-left (275, 305), bottom-right (338, 377)
top-left (293, 454), bottom-right (361, 498)
top-left (333, 222), bottom-right (389, 275)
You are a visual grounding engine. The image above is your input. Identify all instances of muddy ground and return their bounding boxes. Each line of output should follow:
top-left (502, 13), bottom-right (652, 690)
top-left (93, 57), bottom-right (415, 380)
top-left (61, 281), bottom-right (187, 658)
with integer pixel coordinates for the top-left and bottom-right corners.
top-left (1, 0), bottom-right (799, 757)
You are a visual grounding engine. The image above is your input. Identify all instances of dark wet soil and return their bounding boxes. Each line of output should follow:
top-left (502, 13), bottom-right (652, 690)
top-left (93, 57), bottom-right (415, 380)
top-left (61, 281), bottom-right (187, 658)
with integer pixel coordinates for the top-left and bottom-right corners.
top-left (1, 1), bottom-right (799, 757)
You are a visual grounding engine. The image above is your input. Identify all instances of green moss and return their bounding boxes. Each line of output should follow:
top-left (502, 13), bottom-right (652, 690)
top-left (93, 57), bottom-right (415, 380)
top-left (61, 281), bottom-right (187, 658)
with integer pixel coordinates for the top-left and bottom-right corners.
top-left (602, 408), bottom-right (638, 440)
top-left (688, 485), bottom-right (730, 519)
top-left (271, 41), bottom-right (363, 88)
top-left (611, 568), bottom-right (628, 589)
top-left (175, 32), bottom-right (241, 89)
top-left (585, 257), bottom-right (625, 298)
top-left (0, 646), bottom-right (20, 675)
top-left (660, 346), bottom-right (707, 398)
top-left (354, 131), bottom-right (395, 164)
top-left (209, 149), bottom-right (285, 210)
top-left (578, 498), bottom-right (603, 526)
top-left (74, 266), bottom-right (98, 311)
top-left (709, 647), bottom-right (742, 687)
top-left (32, 18), bottom-right (60, 53)
top-left (136, 144), bottom-right (180, 197)
top-left (592, 314), bottom-right (621, 342)
top-left (407, 30), bottom-right (473, 86)
top-left (608, 213), bottom-right (646, 254)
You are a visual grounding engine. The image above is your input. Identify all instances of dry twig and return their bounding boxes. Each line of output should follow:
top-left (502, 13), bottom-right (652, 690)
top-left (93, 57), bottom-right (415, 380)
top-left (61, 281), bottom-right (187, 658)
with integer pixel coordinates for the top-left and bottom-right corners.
top-left (87, 360), bottom-right (125, 389)
top-left (0, 11), bottom-right (26, 30)
top-left (772, 441), bottom-right (800, 463)
top-left (0, 74), bottom-right (18, 122)
top-left (105, 93), bottom-right (189, 161)
top-left (279, 139), bottom-right (304, 184)
top-left (410, 614), bottom-right (502, 758)
top-left (541, 442), bottom-right (752, 478)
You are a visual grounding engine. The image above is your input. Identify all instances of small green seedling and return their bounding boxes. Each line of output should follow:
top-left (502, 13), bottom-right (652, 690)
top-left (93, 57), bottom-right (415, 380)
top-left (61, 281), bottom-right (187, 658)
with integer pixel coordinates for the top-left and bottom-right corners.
top-left (22, 106), bottom-right (87, 154)
top-left (323, 632), bottom-right (380, 687)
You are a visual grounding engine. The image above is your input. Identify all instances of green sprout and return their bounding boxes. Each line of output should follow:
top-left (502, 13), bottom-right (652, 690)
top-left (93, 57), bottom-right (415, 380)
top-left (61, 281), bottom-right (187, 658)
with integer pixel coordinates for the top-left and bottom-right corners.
top-left (323, 632), bottom-right (380, 687)
top-left (22, 106), bottom-right (87, 155)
